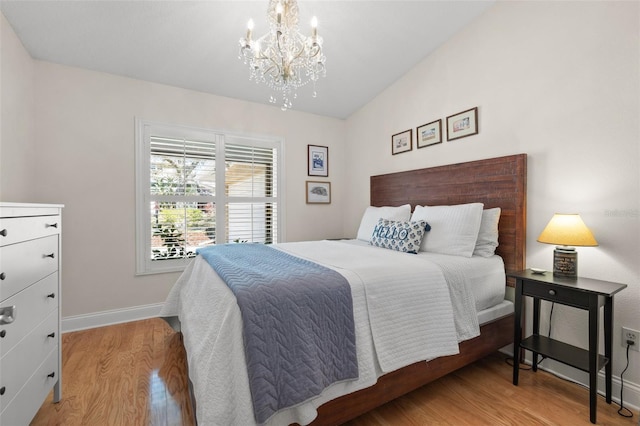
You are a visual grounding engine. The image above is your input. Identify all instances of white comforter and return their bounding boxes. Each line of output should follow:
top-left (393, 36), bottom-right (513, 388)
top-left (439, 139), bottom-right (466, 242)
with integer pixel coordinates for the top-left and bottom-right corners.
top-left (160, 240), bottom-right (481, 426)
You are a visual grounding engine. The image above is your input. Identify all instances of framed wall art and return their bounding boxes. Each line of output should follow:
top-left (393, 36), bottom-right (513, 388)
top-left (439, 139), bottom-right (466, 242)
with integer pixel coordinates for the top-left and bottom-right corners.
top-left (416, 119), bottom-right (442, 148)
top-left (308, 145), bottom-right (328, 177)
top-left (391, 129), bottom-right (412, 155)
top-left (306, 181), bottom-right (331, 204)
top-left (446, 107), bottom-right (478, 141)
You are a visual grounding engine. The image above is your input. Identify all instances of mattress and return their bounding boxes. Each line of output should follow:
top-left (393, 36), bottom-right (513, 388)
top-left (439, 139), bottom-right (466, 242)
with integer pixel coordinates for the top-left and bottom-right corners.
top-left (160, 240), bottom-right (511, 426)
top-left (478, 299), bottom-right (514, 325)
top-left (417, 251), bottom-right (507, 311)
top-left (344, 239), bottom-right (506, 313)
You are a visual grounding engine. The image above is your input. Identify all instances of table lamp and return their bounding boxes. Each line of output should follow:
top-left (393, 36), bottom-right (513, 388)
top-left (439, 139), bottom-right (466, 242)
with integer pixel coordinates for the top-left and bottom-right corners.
top-left (537, 213), bottom-right (598, 278)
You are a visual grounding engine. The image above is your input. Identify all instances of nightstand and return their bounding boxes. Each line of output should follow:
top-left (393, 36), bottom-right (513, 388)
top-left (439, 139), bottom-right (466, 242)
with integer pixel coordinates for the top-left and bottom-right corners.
top-left (508, 269), bottom-right (627, 424)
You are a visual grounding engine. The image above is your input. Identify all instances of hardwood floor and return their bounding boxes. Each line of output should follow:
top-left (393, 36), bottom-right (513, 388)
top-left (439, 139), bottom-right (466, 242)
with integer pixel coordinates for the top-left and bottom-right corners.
top-left (32, 318), bottom-right (195, 426)
top-left (344, 355), bottom-right (636, 426)
top-left (32, 318), bottom-right (636, 425)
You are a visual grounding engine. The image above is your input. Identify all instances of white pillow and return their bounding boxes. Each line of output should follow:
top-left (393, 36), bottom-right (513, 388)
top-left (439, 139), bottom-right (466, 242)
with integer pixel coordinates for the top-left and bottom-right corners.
top-left (356, 204), bottom-right (411, 242)
top-left (473, 208), bottom-right (501, 257)
top-left (411, 203), bottom-right (484, 257)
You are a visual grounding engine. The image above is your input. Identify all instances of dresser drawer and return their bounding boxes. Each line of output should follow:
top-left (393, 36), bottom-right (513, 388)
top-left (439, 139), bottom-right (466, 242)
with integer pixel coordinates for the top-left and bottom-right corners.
top-left (0, 235), bottom-right (59, 301)
top-left (0, 215), bottom-right (61, 247)
top-left (0, 309), bottom-right (58, 413)
top-left (0, 343), bottom-right (58, 425)
top-left (0, 273), bottom-right (58, 357)
top-left (522, 280), bottom-right (590, 309)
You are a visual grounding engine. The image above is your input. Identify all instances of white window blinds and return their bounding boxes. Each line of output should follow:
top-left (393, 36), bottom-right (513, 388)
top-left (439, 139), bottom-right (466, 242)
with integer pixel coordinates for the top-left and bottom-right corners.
top-left (225, 143), bottom-right (278, 244)
top-left (136, 120), bottom-right (282, 275)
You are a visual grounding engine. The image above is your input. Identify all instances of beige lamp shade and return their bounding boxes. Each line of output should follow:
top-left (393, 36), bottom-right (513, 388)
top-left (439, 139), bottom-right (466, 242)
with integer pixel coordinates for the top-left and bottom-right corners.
top-left (537, 213), bottom-right (598, 247)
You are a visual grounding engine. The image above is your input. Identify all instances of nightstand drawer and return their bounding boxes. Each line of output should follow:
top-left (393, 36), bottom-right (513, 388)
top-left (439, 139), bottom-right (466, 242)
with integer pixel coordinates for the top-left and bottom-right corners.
top-left (0, 215), bottom-right (61, 247)
top-left (522, 281), bottom-right (590, 308)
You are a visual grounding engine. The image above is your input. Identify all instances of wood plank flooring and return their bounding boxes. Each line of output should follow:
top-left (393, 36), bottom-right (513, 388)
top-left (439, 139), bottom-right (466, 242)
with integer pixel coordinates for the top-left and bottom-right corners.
top-left (32, 318), bottom-right (194, 426)
top-left (32, 318), bottom-right (636, 425)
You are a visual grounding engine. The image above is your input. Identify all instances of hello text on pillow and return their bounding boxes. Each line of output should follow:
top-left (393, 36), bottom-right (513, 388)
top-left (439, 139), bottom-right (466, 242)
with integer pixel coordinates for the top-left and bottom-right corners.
top-left (369, 219), bottom-right (430, 254)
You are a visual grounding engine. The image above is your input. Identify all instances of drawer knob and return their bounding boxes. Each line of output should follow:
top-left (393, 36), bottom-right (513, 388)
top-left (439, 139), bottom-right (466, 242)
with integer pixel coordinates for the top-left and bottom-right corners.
top-left (47, 293), bottom-right (56, 299)
top-left (0, 330), bottom-right (5, 338)
top-left (47, 372), bottom-right (56, 379)
top-left (0, 306), bottom-right (16, 325)
top-left (0, 386), bottom-right (5, 396)
top-left (549, 289), bottom-right (557, 296)
top-left (48, 332), bottom-right (56, 338)
top-left (0, 229), bottom-right (6, 237)
top-left (45, 253), bottom-right (56, 259)
top-left (46, 223), bottom-right (58, 228)
top-left (0, 272), bottom-right (5, 280)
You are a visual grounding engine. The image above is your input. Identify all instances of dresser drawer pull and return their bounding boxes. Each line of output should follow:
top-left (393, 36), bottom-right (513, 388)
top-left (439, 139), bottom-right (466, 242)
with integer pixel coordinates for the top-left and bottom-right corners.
top-left (45, 253), bottom-right (56, 259)
top-left (48, 332), bottom-right (56, 338)
top-left (0, 229), bottom-right (6, 237)
top-left (0, 272), bottom-right (5, 280)
top-left (0, 306), bottom-right (16, 325)
top-left (46, 223), bottom-right (58, 228)
top-left (549, 289), bottom-right (557, 296)
top-left (47, 372), bottom-right (56, 379)
top-left (0, 386), bottom-right (5, 395)
top-left (0, 330), bottom-right (6, 338)
top-left (47, 293), bottom-right (56, 299)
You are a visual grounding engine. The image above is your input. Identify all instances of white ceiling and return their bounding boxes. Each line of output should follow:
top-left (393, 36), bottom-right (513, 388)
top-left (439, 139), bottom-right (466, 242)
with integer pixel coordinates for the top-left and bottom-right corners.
top-left (1, 1), bottom-right (494, 119)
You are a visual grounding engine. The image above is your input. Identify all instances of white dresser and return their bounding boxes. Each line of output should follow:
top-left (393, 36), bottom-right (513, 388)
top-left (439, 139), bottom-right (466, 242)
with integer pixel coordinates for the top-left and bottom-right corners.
top-left (0, 203), bottom-right (63, 425)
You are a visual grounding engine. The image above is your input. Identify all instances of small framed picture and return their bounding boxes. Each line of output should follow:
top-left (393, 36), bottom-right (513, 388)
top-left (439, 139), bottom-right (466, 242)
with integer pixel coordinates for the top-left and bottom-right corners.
top-left (308, 145), bottom-right (328, 177)
top-left (306, 181), bottom-right (331, 204)
top-left (391, 129), bottom-right (412, 155)
top-left (416, 119), bottom-right (442, 148)
top-left (446, 107), bottom-right (478, 141)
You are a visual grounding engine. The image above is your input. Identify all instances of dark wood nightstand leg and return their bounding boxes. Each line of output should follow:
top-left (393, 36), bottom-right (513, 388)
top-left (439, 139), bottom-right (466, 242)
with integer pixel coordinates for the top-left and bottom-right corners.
top-left (604, 296), bottom-right (613, 403)
top-left (532, 298), bottom-right (541, 372)
top-left (513, 279), bottom-right (523, 386)
top-left (588, 296), bottom-right (599, 424)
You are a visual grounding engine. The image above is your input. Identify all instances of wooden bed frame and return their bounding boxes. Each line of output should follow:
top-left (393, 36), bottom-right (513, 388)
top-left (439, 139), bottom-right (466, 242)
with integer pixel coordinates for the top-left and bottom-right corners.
top-left (306, 153), bottom-right (527, 425)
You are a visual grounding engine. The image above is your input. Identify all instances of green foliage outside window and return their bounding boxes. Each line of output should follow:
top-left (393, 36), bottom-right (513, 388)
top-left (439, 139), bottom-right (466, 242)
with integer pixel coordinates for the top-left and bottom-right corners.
top-left (152, 223), bottom-right (188, 259)
top-left (150, 156), bottom-right (215, 261)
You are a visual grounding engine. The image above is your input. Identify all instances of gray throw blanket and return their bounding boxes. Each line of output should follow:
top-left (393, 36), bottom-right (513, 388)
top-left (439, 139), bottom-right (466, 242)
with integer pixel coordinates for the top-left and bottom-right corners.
top-left (196, 244), bottom-right (358, 424)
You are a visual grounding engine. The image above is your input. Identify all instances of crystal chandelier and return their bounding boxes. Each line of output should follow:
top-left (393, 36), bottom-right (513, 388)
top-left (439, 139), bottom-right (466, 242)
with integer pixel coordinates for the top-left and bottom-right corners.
top-left (239, 0), bottom-right (326, 111)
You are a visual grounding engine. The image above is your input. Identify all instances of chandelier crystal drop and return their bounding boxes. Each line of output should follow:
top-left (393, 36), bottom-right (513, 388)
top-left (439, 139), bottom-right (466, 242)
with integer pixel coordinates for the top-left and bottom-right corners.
top-left (238, 0), bottom-right (326, 111)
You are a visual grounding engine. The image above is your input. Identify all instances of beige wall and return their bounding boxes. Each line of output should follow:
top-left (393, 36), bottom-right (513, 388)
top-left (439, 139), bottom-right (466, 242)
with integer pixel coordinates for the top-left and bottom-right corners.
top-left (344, 1), bottom-right (639, 397)
top-left (0, 12), bottom-right (36, 200)
top-left (27, 61), bottom-right (345, 319)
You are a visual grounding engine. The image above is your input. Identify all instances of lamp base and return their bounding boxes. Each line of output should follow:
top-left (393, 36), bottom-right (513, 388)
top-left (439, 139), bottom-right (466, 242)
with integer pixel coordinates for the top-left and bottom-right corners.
top-left (553, 246), bottom-right (577, 278)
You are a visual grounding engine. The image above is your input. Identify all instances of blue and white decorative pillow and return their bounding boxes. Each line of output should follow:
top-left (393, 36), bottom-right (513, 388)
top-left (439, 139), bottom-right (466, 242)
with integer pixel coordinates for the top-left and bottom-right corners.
top-left (369, 219), bottom-right (431, 254)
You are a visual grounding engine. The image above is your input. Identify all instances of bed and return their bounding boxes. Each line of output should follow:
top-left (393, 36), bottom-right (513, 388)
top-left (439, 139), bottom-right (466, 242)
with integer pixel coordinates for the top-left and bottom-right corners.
top-left (160, 153), bottom-right (527, 425)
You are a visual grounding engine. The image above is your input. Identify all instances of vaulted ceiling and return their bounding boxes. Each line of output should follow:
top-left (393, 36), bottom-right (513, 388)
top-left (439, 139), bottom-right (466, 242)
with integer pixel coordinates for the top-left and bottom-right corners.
top-left (1, 1), bottom-right (494, 119)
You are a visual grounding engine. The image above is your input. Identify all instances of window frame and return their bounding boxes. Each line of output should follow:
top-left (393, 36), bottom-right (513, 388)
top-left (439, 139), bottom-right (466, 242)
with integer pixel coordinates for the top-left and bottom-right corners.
top-left (135, 119), bottom-right (284, 275)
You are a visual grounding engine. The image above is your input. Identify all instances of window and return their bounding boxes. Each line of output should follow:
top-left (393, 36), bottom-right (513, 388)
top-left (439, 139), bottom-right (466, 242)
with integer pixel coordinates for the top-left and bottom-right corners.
top-left (135, 120), bottom-right (282, 274)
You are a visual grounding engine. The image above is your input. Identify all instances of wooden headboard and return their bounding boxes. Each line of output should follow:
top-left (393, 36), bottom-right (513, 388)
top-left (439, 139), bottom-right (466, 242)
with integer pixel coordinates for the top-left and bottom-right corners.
top-left (370, 154), bottom-right (527, 286)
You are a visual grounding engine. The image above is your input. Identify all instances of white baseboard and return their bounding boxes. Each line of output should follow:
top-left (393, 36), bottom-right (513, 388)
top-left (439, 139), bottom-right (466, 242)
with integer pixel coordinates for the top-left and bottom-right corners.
top-left (61, 303), bottom-right (164, 333)
top-left (547, 361), bottom-right (640, 414)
